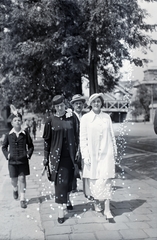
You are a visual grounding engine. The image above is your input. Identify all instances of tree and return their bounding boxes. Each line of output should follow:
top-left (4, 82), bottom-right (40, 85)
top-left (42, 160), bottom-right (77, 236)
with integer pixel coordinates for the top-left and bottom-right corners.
top-left (131, 84), bottom-right (151, 121)
top-left (79, 0), bottom-right (157, 94)
top-left (1, 0), bottom-right (87, 112)
top-left (1, 0), bottom-right (157, 112)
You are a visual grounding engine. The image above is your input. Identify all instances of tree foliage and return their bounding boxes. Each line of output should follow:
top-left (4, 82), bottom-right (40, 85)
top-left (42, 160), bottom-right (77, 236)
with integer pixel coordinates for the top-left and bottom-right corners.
top-left (1, 0), bottom-right (87, 112)
top-left (0, 0), bottom-right (157, 113)
top-left (131, 84), bottom-right (151, 121)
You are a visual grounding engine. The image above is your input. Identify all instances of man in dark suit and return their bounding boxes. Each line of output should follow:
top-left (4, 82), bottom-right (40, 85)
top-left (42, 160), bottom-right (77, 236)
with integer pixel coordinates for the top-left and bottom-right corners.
top-left (70, 94), bottom-right (86, 192)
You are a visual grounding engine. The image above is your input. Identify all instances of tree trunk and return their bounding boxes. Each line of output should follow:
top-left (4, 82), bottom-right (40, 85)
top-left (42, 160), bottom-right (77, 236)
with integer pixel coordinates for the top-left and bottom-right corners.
top-left (75, 73), bottom-right (82, 94)
top-left (89, 37), bottom-right (98, 95)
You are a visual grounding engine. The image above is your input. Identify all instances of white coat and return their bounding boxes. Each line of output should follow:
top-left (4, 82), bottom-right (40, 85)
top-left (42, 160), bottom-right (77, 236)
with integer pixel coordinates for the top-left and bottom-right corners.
top-left (80, 110), bottom-right (117, 179)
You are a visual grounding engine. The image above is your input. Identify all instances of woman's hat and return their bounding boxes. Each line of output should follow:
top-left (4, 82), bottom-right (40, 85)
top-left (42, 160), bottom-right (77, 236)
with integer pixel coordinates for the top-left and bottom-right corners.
top-left (52, 95), bottom-right (64, 105)
top-left (88, 93), bottom-right (104, 106)
top-left (70, 94), bottom-right (86, 104)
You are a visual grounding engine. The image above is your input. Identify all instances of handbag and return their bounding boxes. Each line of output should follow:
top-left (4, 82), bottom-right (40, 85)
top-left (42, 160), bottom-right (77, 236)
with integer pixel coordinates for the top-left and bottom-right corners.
top-left (45, 165), bottom-right (51, 181)
top-left (75, 147), bottom-right (82, 170)
top-left (74, 163), bottom-right (81, 179)
top-left (41, 165), bottom-right (51, 181)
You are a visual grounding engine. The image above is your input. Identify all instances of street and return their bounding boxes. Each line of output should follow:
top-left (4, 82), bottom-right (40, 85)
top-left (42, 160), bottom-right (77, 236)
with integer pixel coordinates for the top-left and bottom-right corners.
top-left (0, 122), bottom-right (157, 240)
top-left (114, 122), bottom-right (157, 181)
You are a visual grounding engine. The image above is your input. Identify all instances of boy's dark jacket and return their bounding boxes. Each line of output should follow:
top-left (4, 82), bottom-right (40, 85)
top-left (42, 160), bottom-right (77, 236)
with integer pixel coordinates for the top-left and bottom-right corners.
top-left (1, 130), bottom-right (34, 165)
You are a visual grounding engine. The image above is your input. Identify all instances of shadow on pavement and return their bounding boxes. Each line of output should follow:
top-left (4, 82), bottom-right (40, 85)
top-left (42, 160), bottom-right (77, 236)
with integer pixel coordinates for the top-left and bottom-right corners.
top-left (27, 194), bottom-right (55, 205)
top-left (60, 199), bottom-right (146, 223)
top-left (111, 199), bottom-right (146, 216)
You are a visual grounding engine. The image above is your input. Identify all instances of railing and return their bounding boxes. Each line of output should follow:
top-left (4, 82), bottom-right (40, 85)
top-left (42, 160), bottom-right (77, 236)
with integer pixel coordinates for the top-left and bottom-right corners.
top-left (103, 100), bottom-right (129, 112)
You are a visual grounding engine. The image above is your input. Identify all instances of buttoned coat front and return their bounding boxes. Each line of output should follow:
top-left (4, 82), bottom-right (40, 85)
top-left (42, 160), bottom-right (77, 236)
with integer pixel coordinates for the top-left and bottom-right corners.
top-left (80, 110), bottom-right (117, 179)
top-left (43, 113), bottom-right (79, 182)
top-left (2, 130), bottom-right (34, 165)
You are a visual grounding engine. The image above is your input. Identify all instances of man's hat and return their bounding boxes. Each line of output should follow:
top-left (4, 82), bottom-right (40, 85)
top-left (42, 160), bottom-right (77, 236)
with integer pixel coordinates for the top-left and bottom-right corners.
top-left (70, 94), bottom-right (86, 104)
top-left (52, 95), bottom-right (64, 105)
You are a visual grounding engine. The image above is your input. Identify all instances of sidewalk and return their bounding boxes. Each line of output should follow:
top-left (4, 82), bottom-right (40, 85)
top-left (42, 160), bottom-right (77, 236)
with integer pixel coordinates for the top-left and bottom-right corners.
top-left (0, 124), bottom-right (157, 240)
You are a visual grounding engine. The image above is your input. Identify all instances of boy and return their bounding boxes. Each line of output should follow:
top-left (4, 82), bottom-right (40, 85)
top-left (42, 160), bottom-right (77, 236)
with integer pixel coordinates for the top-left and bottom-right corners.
top-left (1, 112), bottom-right (34, 208)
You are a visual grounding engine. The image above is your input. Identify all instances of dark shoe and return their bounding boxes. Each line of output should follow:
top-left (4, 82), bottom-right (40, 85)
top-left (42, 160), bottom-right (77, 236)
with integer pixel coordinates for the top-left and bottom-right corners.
top-left (20, 200), bottom-right (27, 209)
top-left (13, 190), bottom-right (18, 200)
top-left (87, 196), bottom-right (94, 201)
top-left (58, 217), bottom-right (64, 224)
top-left (67, 205), bottom-right (73, 210)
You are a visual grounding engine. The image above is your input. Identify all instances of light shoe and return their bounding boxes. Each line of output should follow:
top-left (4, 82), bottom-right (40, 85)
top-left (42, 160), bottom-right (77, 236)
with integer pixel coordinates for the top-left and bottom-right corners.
top-left (104, 211), bottom-right (113, 220)
top-left (94, 203), bottom-right (103, 212)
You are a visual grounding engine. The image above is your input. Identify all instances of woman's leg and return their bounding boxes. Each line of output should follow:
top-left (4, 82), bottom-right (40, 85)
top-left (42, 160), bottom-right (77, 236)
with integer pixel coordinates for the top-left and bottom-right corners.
top-left (67, 192), bottom-right (73, 210)
top-left (58, 204), bottom-right (64, 218)
top-left (94, 199), bottom-right (103, 212)
top-left (104, 199), bottom-right (113, 219)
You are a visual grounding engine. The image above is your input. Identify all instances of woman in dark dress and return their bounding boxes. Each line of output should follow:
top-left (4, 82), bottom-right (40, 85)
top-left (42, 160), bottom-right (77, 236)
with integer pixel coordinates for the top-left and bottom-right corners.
top-left (43, 95), bottom-right (79, 224)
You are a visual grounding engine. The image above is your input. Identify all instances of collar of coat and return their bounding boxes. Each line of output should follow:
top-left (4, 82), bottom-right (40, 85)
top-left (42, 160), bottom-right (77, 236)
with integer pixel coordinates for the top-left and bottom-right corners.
top-left (89, 110), bottom-right (108, 123)
top-left (9, 128), bottom-right (26, 136)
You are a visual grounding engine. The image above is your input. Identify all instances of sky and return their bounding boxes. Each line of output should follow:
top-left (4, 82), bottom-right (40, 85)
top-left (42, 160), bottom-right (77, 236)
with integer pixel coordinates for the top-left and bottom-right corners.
top-left (123, 0), bottom-right (157, 82)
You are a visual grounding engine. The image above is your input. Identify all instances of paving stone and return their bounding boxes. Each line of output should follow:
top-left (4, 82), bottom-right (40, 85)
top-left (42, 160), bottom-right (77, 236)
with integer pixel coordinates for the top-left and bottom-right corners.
top-left (143, 228), bottom-right (157, 238)
top-left (119, 229), bottom-right (148, 239)
top-left (45, 225), bottom-right (72, 236)
top-left (95, 230), bottom-right (122, 240)
top-left (147, 221), bottom-right (157, 228)
top-left (133, 207), bottom-right (153, 214)
top-left (46, 234), bottom-right (70, 240)
top-left (146, 214), bottom-right (157, 221)
top-left (114, 214), bottom-right (130, 222)
top-left (70, 233), bottom-right (97, 240)
top-left (72, 223), bottom-right (105, 233)
top-left (126, 221), bottom-right (151, 229)
top-left (104, 222), bottom-right (129, 230)
top-left (127, 214), bottom-right (150, 221)
top-left (77, 216), bottom-right (107, 224)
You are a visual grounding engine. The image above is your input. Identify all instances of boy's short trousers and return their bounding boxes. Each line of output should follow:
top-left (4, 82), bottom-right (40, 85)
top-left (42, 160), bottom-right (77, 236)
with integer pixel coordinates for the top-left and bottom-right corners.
top-left (8, 164), bottom-right (30, 178)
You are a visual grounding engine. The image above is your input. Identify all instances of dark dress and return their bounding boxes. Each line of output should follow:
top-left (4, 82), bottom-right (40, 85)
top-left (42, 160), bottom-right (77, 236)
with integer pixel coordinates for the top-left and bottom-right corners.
top-left (43, 112), bottom-right (79, 204)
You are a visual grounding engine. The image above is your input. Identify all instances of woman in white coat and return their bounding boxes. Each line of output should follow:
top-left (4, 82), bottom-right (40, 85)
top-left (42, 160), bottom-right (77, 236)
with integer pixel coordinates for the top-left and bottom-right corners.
top-left (80, 93), bottom-right (117, 219)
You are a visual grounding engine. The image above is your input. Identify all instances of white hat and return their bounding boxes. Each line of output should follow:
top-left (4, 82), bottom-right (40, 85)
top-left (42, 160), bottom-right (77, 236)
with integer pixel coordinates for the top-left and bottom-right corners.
top-left (88, 93), bottom-right (104, 106)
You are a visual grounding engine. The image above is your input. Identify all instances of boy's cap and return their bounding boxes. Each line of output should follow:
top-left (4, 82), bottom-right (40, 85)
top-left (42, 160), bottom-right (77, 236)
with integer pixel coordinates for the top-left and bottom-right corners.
top-left (70, 94), bottom-right (86, 104)
top-left (52, 95), bottom-right (64, 105)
